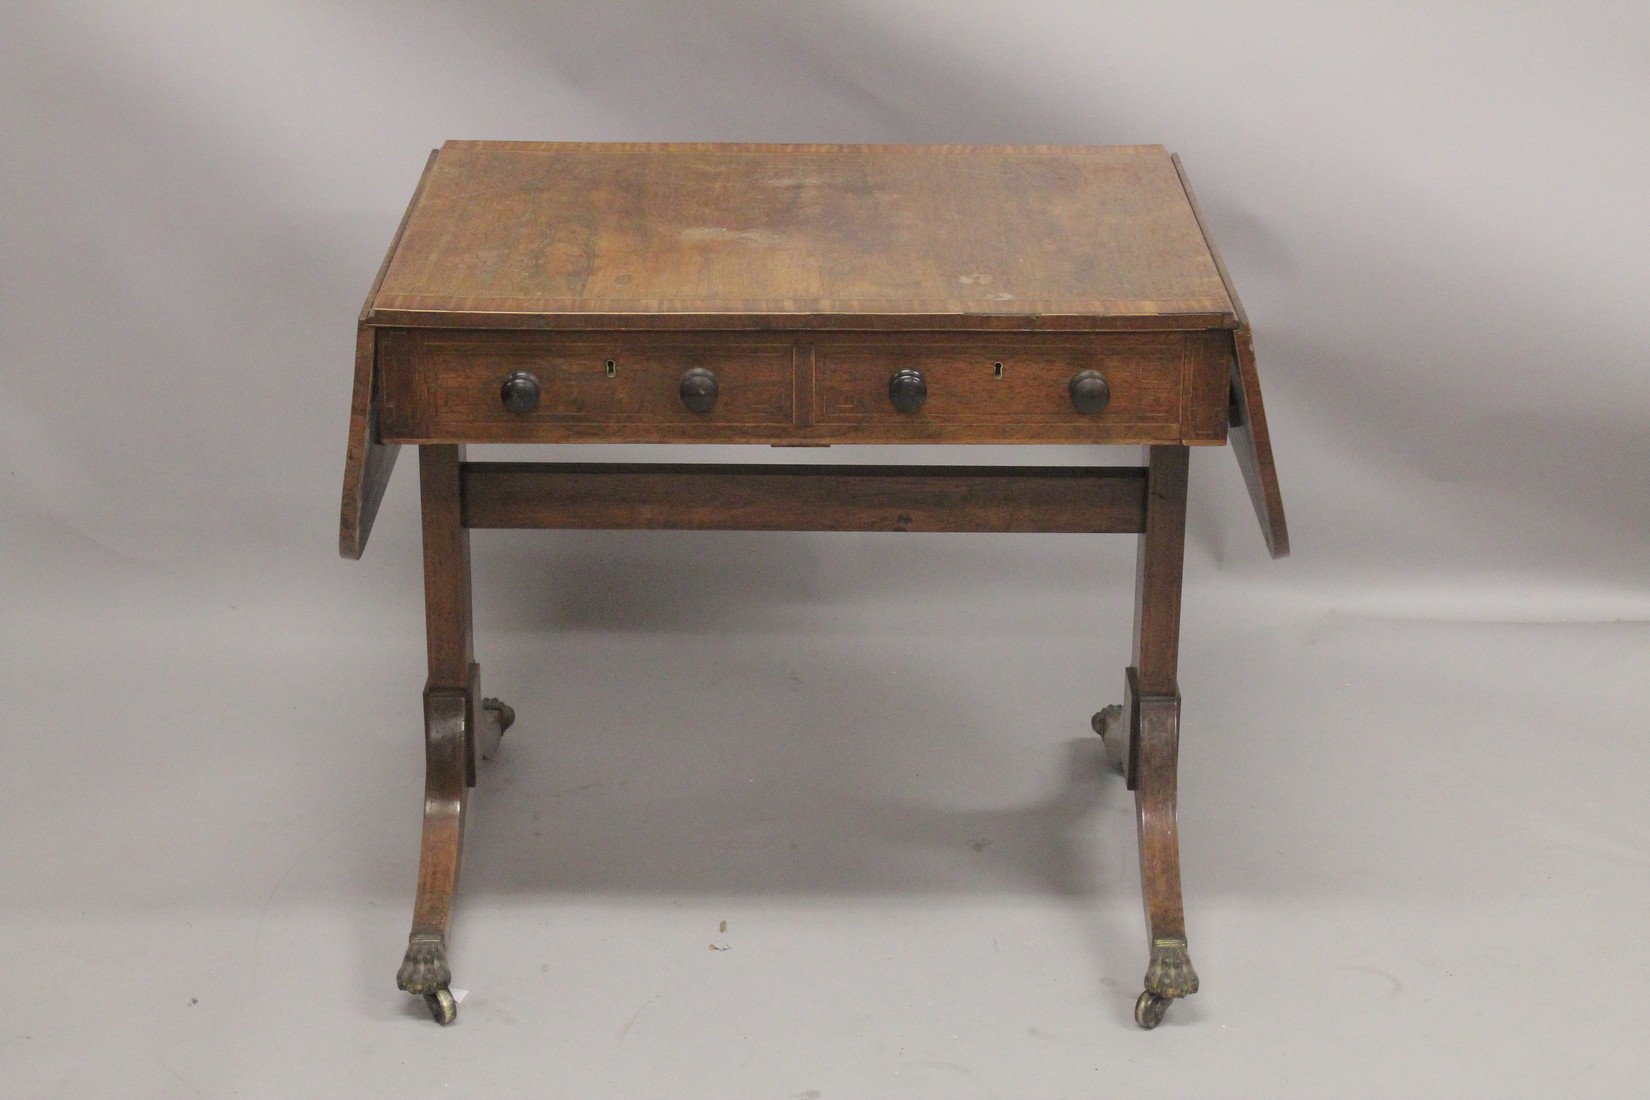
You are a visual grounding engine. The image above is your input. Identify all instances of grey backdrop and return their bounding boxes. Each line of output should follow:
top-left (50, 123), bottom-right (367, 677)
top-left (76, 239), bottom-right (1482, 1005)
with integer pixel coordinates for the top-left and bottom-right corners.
top-left (3, 3), bottom-right (1647, 1097)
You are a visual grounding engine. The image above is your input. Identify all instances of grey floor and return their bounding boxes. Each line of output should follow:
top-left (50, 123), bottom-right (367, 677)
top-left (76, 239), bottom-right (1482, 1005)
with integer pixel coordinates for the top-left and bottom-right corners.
top-left (5, 527), bottom-right (1648, 1098)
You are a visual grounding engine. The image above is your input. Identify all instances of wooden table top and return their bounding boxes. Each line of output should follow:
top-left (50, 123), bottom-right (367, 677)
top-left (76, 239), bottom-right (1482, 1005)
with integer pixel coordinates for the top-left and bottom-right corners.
top-left (344, 141), bottom-right (1287, 562)
top-left (369, 142), bottom-right (1239, 331)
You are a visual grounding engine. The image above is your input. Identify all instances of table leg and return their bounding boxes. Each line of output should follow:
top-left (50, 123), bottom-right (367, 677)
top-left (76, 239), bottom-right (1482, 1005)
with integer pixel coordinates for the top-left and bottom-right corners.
top-left (398, 684), bottom-right (469, 1025)
top-left (396, 445), bottom-right (513, 1025)
top-left (1119, 445), bottom-right (1199, 1028)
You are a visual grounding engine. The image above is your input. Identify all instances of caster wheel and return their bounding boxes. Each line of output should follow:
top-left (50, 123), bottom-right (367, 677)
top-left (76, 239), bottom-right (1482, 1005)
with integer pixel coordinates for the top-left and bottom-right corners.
top-left (483, 698), bottom-right (515, 735)
top-left (424, 988), bottom-right (458, 1026)
top-left (1134, 990), bottom-right (1171, 1030)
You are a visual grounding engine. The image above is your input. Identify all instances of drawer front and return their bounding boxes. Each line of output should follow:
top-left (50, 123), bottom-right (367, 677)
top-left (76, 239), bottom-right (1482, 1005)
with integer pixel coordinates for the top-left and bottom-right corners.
top-left (379, 331), bottom-right (797, 443)
top-left (377, 329), bottom-right (1230, 445)
top-left (807, 333), bottom-right (1229, 444)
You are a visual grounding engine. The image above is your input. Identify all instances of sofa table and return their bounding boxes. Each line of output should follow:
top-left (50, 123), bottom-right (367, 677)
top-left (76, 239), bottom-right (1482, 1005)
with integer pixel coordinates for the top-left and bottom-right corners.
top-left (340, 141), bottom-right (1287, 1029)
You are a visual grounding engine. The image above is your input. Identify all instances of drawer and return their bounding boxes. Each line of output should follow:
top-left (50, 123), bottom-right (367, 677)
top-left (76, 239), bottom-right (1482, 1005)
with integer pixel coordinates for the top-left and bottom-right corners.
top-left (376, 329), bottom-right (1231, 445)
top-left (807, 333), bottom-right (1230, 444)
top-left (378, 331), bottom-right (798, 443)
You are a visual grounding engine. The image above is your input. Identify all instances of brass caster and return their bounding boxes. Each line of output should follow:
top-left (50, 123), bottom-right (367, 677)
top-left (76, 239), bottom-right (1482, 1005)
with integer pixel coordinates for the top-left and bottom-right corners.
top-left (401, 931), bottom-right (458, 1024)
top-left (1092, 704), bottom-right (1124, 772)
top-left (424, 988), bottom-right (458, 1026)
top-left (1134, 990), bottom-right (1172, 1030)
top-left (482, 698), bottom-right (515, 735)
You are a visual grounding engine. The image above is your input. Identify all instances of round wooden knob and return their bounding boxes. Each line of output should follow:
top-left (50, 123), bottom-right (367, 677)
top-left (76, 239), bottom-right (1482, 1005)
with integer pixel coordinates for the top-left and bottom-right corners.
top-left (1069, 370), bottom-right (1110, 414)
top-left (679, 367), bottom-right (719, 413)
top-left (500, 370), bottom-right (541, 415)
top-left (889, 368), bottom-right (928, 413)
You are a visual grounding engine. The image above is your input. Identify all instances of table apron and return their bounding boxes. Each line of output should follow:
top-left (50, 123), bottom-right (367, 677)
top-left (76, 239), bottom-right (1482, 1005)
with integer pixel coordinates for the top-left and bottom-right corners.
top-left (459, 462), bottom-right (1148, 534)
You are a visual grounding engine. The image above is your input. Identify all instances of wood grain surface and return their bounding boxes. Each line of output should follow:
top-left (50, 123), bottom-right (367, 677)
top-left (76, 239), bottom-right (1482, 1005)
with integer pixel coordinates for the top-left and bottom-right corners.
top-left (370, 142), bottom-right (1237, 330)
top-left (343, 143), bottom-right (1287, 558)
top-left (1170, 153), bottom-right (1289, 558)
top-left (460, 462), bottom-right (1149, 534)
top-left (339, 149), bottom-right (436, 559)
top-left (375, 329), bottom-right (1231, 446)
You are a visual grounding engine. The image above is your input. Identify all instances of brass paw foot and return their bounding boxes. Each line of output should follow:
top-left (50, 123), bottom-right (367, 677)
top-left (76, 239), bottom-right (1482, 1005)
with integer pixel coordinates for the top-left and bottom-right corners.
top-left (481, 698), bottom-right (515, 735)
top-left (1135, 939), bottom-right (1198, 1029)
top-left (1092, 704), bottom-right (1124, 773)
top-left (398, 933), bottom-right (451, 995)
top-left (398, 933), bottom-right (458, 1025)
top-left (477, 696), bottom-right (514, 762)
top-left (1145, 939), bottom-right (1199, 998)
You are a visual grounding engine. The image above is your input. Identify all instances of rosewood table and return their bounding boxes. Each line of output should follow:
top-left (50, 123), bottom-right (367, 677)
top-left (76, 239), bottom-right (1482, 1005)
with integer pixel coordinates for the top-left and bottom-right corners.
top-left (341, 141), bottom-right (1287, 1029)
